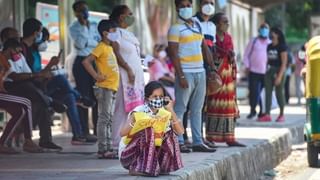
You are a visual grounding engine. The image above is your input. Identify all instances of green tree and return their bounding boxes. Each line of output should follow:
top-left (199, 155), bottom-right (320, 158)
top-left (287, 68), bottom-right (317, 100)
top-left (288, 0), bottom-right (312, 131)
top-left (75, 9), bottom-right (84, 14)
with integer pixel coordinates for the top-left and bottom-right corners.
top-left (265, 0), bottom-right (314, 43)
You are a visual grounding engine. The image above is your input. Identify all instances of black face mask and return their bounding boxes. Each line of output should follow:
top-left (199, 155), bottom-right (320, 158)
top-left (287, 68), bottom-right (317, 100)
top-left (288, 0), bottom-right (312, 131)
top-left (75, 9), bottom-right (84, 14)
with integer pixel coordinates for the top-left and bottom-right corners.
top-left (82, 9), bottom-right (89, 19)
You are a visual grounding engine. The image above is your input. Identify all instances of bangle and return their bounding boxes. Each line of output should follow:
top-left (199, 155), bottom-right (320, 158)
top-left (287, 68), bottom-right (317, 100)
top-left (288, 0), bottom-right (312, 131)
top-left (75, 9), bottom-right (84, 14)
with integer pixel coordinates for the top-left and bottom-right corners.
top-left (129, 122), bottom-right (134, 128)
top-left (171, 121), bottom-right (180, 125)
top-left (179, 75), bottom-right (185, 79)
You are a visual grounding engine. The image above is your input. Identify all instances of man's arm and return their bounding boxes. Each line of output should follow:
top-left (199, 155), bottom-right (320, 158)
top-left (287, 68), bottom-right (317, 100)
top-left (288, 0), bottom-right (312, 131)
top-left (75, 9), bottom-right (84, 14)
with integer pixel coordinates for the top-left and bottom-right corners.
top-left (168, 41), bottom-right (188, 88)
top-left (8, 57), bottom-right (51, 81)
top-left (202, 40), bottom-right (214, 70)
top-left (82, 54), bottom-right (105, 82)
top-left (7, 71), bottom-right (51, 82)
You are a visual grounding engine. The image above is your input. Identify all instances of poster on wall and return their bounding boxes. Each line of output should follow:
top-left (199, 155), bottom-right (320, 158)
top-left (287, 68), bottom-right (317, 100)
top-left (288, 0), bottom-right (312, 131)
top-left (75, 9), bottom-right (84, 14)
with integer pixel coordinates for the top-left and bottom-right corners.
top-left (35, 2), bottom-right (108, 65)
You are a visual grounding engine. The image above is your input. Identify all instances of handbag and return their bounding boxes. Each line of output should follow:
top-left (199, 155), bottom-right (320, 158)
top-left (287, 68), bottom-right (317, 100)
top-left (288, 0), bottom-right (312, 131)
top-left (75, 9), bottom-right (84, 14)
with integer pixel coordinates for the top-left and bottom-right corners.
top-left (207, 69), bottom-right (222, 95)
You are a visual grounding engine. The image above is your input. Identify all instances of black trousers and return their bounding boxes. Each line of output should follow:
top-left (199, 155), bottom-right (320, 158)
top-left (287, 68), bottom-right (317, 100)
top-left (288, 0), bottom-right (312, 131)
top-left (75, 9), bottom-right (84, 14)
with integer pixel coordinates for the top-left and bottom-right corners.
top-left (248, 72), bottom-right (264, 115)
top-left (72, 56), bottom-right (98, 135)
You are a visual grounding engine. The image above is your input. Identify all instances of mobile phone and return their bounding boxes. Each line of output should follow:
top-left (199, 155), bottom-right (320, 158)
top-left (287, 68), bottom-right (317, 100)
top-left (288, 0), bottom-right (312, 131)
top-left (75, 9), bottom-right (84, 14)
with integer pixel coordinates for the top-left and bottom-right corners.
top-left (163, 100), bottom-right (169, 106)
top-left (163, 97), bottom-right (170, 106)
top-left (58, 49), bottom-right (63, 58)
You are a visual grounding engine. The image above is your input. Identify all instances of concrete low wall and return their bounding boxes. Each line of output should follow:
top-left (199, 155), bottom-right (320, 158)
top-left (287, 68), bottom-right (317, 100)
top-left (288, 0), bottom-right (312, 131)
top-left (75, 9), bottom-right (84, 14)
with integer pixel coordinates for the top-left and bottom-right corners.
top-left (169, 128), bottom-right (292, 180)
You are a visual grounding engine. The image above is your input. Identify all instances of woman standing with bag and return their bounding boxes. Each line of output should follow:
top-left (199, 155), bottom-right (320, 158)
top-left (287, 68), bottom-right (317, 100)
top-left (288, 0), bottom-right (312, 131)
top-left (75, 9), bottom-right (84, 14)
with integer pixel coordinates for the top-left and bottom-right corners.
top-left (205, 13), bottom-right (245, 147)
top-left (258, 27), bottom-right (288, 122)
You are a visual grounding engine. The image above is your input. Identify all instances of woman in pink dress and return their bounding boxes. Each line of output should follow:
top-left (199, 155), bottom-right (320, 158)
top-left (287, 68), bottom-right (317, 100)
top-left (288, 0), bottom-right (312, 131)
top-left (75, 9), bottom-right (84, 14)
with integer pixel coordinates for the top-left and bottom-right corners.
top-left (148, 44), bottom-right (175, 99)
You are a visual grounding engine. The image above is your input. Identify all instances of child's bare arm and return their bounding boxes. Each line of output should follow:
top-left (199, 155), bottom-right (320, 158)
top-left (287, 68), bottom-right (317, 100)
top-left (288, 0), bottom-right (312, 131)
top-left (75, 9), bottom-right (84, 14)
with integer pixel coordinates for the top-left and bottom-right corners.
top-left (82, 54), bottom-right (105, 82)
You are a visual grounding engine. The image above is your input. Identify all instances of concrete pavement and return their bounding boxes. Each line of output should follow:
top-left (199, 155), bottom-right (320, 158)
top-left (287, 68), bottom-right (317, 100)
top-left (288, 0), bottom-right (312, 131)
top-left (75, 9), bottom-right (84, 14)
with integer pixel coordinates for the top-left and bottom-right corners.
top-left (0, 105), bottom-right (306, 180)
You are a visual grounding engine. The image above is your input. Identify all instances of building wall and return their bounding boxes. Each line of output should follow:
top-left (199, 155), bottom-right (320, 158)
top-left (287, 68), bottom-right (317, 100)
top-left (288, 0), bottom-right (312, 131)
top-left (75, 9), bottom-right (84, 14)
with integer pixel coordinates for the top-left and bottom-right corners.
top-left (0, 0), bottom-right (14, 42)
top-left (0, 0), bottom-right (25, 44)
top-left (227, 2), bottom-right (251, 60)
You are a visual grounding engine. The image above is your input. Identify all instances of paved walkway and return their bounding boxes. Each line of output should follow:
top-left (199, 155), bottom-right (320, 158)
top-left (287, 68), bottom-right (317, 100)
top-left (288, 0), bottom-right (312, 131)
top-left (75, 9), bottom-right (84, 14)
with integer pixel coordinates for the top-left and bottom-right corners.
top-left (0, 105), bottom-right (306, 180)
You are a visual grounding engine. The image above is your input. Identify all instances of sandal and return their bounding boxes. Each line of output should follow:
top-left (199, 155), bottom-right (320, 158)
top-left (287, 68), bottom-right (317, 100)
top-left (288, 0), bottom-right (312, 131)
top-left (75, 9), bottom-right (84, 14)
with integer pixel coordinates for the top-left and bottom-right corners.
top-left (204, 140), bottom-right (217, 148)
top-left (23, 140), bottom-right (44, 153)
top-left (0, 145), bottom-right (19, 154)
top-left (97, 151), bottom-right (118, 159)
top-left (227, 141), bottom-right (246, 147)
top-left (129, 170), bottom-right (149, 176)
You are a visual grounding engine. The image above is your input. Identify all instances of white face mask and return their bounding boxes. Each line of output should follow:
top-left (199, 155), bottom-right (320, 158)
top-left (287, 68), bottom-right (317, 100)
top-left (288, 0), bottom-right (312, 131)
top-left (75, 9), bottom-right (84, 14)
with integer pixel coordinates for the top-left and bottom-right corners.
top-left (107, 32), bottom-right (119, 42)
top-left (158, 50), bottom-right (167, 59)
top-left (298, 50), bottom-right (306, 60)
top-left (201, 4), bottom-right (215, 16)
top-left (38, 42), bottom-right (48, 52)
top-left (179, 7), bottom-right (193, 20)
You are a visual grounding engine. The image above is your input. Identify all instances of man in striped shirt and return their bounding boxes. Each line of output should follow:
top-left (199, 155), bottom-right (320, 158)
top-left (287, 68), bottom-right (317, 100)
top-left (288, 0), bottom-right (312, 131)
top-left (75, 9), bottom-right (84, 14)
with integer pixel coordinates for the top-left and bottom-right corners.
top-left (168, 0), bottom-right (216, 153)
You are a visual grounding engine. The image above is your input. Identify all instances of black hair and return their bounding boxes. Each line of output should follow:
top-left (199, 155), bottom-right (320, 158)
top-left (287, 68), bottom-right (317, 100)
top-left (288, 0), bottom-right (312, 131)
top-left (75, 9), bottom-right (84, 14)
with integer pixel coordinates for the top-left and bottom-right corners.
top-left (42, 27), bottom-right (50, 41)
top-left (270, 27), bottom-right (286, 45)
top-left (0, 27), bottom-right (18, 43)
top-left (300, 44), bottom-right (306, 51)
top-left (199, 0), bottom-right (209, 4)
top-left (72, 0), bottom-right (87, 12)
top-left (109, 5), bottom-right (129, 23)
top-left (97, 19), bottom-right (117, 37)
top-left (175, 0), bottom-right (193, 7)
top-left (210, 12), bottom-right (225, 25)
top-left (144, 81), bottom-right (167, 99)
top-left (3, 38), bottom-right (21, 51)
top-left (23, 18), bottom-right (42, 38)
top-left (154, 44), bottom-right (166, 52)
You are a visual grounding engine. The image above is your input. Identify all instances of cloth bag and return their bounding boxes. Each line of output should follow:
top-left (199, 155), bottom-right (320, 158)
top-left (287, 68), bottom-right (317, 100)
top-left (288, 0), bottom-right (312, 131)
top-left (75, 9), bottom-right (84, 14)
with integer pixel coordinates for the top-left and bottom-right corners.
top-left (260, 88), bottom-right (279, 113)
top-left (207, 70), bottom-right (222, 95)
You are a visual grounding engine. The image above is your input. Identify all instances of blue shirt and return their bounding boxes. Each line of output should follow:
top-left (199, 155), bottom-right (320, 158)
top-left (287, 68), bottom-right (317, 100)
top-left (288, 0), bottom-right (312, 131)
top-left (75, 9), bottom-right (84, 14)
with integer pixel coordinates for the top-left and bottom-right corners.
top-left (68, 20), bottom-right (100, 56)
top-left (31, 51), bottom-right (42, 73)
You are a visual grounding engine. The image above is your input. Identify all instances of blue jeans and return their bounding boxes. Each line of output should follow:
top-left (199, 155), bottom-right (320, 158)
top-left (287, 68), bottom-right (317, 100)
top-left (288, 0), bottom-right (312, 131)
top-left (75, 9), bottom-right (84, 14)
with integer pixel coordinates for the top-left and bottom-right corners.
top-left (47, 75), bottom-right (83, 137)
top-left (174, 71), bottom-right (206, 145)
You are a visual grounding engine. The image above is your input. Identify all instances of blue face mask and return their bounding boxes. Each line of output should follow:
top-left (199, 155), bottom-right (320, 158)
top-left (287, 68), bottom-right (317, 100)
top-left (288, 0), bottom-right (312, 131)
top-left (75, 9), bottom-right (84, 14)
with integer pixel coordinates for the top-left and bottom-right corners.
top-left (82, 9), bottom-right (89, 20)
top-left (179, 7), bottom-right (193, 20)
top-left (259, 28), bottom-right (269, 38)
top-left (35, 32), bottom-right (43, 43)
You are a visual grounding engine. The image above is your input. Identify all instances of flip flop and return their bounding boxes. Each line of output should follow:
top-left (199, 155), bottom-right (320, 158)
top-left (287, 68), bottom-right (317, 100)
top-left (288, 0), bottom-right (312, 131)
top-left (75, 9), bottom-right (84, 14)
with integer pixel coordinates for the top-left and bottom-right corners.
top-left (23, 145), bottom-right (44, 153)
top-left (0, 146), bottom-right (20, 154)
top-left (97, 151), bottom-right (118, 159)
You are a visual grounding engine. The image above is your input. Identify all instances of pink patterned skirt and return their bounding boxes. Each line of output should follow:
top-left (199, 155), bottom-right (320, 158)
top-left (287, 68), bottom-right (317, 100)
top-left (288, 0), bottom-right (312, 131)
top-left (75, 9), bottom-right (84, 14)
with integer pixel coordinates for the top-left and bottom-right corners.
top-left (120, 128), bottom-right (183, 176)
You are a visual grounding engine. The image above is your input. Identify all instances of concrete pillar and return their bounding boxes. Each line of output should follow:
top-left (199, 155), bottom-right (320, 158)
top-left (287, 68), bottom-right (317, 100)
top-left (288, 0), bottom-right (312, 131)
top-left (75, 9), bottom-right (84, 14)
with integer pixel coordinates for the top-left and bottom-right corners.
top-left (57, 0), bottom-right (75, 132)
top-left (13, 0), bottom-right (25, 33)
top-left (58, 0), bottom-right (75, 61)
